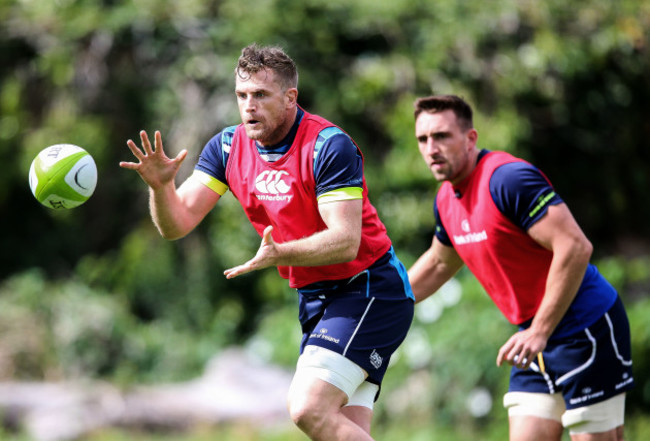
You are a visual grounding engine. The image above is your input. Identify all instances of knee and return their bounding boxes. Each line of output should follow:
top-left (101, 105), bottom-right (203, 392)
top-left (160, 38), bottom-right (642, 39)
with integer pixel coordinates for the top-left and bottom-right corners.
top-left (288, 397), bottom-right (326, 433)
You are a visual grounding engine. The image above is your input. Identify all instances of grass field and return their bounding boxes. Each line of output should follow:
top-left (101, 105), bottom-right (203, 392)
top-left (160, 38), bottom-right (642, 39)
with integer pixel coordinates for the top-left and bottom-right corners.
top-left (3, 414), bottom-right (648, 441)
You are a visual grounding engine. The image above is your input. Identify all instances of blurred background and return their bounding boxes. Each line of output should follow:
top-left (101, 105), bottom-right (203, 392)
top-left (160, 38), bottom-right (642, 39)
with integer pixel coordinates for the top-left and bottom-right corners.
top-left (1, 0), bottom-right (649, 440)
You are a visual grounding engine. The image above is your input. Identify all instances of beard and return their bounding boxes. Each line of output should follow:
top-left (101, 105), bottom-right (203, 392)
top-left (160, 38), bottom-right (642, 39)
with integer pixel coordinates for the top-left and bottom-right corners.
top-left (243, 114), bottom-right (290, 146)
top-left (243, 124), bottom-right (267, 141)
top-left (430, 160), bottom-right (453, 182)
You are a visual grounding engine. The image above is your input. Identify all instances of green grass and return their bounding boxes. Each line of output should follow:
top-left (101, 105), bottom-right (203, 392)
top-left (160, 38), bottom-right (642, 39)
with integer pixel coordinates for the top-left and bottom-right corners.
top-left (82, 414), bottom-right (650, 441)
top-left (1, 413), bottom-right (648, 440)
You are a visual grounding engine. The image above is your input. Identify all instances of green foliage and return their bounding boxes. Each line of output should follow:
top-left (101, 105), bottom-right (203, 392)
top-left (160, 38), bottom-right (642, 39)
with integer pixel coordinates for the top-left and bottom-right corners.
top-left (0, 269), bottom-right (131, 380)
top-left (0, 268), bottom-right (227, 385)
top-left (627, 296), bottom-right (650, 414)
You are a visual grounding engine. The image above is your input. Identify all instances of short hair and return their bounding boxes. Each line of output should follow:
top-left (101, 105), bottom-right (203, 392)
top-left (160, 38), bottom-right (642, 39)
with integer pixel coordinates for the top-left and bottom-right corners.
top-left (236, 43), bottom-right (298, 90)
top-left (414, 95), bottom-right (474, 132)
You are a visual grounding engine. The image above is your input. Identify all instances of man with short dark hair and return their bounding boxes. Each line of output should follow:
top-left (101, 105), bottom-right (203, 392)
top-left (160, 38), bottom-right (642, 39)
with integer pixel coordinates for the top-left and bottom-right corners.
top-left (409, 94), bottom-right (633, 441)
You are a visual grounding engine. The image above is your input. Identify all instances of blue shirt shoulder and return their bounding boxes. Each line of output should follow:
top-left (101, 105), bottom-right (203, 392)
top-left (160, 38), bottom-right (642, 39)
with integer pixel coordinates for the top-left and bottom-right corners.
top-left (313, 127), bottom-right (363, 197)
top-left (489, 160), bottom-right (563, 231)
top-left (195, 125), bottom-right (237, 186)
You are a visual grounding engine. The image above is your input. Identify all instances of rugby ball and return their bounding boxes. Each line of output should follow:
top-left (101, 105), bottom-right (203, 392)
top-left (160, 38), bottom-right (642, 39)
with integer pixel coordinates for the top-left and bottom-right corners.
top-left (29, 144), bottom-right (97, 209)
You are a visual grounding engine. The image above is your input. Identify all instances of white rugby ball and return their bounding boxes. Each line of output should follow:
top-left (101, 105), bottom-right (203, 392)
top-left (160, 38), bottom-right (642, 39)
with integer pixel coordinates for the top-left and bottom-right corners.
top-left (29, 144), bottom-right (98, 209)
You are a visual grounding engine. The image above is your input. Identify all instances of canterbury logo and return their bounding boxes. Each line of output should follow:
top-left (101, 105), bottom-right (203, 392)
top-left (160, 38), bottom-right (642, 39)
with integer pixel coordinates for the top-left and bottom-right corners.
top-left (255, 170), bottom-right (291, 194)
top-left (254, 170), bottom-right (293, 202)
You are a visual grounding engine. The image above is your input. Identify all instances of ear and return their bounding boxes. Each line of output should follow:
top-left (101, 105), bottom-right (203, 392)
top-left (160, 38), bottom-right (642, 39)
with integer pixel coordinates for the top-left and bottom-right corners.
top-left (467, 128), bottom-right (478, 148)
top-left (285, 87), bottom-right (298, 107)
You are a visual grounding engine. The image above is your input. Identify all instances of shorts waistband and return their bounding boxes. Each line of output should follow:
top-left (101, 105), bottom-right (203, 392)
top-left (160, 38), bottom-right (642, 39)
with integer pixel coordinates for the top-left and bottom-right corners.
top-left (298, 270), bottom-right (368, 295)
top-left (297, 248), bottom-right (395, 297)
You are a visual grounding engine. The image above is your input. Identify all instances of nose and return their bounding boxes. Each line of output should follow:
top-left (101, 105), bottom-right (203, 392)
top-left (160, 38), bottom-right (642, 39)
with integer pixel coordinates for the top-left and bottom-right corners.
top-left (425, 137), bottom-right (439, 155)
top-left (240, 95), bottom-right (256, 112)
top-left (245, 97), bottom-right (256, 111)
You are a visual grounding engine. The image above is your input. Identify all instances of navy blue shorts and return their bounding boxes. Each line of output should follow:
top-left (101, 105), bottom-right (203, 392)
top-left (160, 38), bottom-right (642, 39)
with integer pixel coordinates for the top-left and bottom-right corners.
top-left (297, 247), bottom-right (414, 385)
top-left (508, 296), bottom-right (634, 409)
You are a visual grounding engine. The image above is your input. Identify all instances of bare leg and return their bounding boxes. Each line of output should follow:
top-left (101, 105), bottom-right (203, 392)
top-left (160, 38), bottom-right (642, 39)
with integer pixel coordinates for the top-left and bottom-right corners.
top-left (570, 425), bottom-right (624, 441)
top-left (342, 405), bottom-right (373, 434)
top-left (509, 415), bottom-right (564, 441)
top-left (288, 377), bottom-right (374, 441)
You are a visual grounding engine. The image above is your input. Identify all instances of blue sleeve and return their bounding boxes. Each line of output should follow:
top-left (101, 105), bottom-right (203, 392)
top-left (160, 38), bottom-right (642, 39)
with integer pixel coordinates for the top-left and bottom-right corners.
top-left (194, 126), bottom-right (237, 186)
top-left (489, 162), bottom-right (564, 231)
top-left (433, 197), bottom-right (453, 246)
top-left (313, 128), bottom-right (364, 198)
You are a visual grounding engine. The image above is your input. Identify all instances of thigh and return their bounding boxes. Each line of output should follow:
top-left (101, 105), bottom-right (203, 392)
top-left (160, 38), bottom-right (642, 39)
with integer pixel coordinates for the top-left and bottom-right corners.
top-left (509, 415), bottom-right (564, 441)
top-left (342, 405), bottom-right (372, 434)
top-left (291, 345), bottom-right (367, 402)
top-left (563, 393), bottom-right (626, 436)
top-left (304, 294), bottom-right (413, 385)
top-left (297, 251), bottom-right (414, 386)
top-left (552, 297), bottom-right (633, 410)
top-left (289, 349), bottom-right (357, 410)
top-left (508, 297), bottom-right (634, 409)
